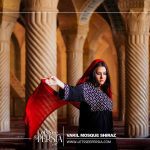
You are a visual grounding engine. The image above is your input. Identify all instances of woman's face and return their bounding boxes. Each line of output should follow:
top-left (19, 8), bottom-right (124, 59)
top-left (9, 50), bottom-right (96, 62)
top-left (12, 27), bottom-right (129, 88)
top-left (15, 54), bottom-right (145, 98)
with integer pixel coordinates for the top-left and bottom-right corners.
top-left (95, 66), bottom-right (107, 86)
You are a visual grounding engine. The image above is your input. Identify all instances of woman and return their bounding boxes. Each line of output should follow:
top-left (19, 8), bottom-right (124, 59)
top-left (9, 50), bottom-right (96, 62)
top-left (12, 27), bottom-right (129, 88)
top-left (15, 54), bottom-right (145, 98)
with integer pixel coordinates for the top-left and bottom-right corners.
top-left (45, 59), bottom-right (117, 150)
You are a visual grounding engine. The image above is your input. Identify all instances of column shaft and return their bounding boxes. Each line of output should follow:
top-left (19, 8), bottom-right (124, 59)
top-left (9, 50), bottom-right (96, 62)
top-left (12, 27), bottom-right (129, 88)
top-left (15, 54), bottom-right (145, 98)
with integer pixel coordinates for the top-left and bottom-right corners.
top-left (67, 51), bottom-right (83, 126)
top-left (25, 0), bottom-right (58, 148)
top-left (126, 12), bottom-right (150, 137)
top-left (0, 13), bottom-right (19, 131)
top-left (66, 25), bottom-right (89, 126)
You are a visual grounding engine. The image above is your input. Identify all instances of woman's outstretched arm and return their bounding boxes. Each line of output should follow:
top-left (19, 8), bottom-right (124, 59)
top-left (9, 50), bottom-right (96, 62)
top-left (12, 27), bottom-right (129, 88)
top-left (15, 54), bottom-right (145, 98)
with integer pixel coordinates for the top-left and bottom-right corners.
top-left (44, 76), bottom-right (83, 101)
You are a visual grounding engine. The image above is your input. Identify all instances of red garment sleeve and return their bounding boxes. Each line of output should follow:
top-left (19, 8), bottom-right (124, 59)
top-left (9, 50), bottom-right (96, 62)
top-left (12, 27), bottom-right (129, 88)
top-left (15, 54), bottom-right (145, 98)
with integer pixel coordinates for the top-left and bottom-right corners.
top-left (25, 79), bottom-right (79, 139)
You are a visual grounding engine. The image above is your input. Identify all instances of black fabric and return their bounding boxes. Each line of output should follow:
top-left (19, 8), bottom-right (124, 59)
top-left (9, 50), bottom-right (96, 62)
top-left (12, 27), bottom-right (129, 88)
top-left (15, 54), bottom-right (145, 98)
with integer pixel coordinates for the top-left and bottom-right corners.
top-left (77, 102), bottom-right (117, 150)
top-left (79, 103), bottom-right (113, 133)
top-left (58, 83), bottom-right (118, 150)
top-left (59, 84), bottom-right (84, 102)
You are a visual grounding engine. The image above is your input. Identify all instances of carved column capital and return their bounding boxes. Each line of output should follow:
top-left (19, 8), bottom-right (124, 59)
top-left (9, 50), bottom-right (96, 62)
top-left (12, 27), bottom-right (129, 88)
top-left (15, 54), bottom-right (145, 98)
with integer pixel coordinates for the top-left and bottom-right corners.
top-left (1, 0), bottom-right (20, 22)
top-left (126, 11), bottom-right (150, 35)
top-left (25, 0), bottom-right (59, 12)
top-left (144, 0), bottom-right (150, 11)
top-left (0, 21), bottom-right (15, 45)
top-left (1, 13), bottom-right (19, 23)
top-left (65, 24), bottom-right (89, 54)
top-left (118, 0), bottom-right (144, 12)
top-left (3, 0), bottom-right (21, 10)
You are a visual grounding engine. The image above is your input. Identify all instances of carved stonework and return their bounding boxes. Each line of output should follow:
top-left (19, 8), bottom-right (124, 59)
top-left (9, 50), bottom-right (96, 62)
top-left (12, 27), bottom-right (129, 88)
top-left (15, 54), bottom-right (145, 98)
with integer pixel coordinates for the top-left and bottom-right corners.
top-left (25, 0), bottom-right (59, 148)
top-left (126, 11), bottom-right (150, 137)
top-left (144, 0), bottom-right (150, 11)
top-left (25, 0), bottom-right (59, 11)
top-left (77, 24), bottom-right (89, 39)
top-left (126, 12), bottom-right (150, 35)
top-left (66, 24), bottom-right (89, 126)
top-left (0, 0), bottom-right (21, 132)
top-left (118, 0), bottom-right (144, 11)
top-left (0, 22), bottom-right (12, 131)
top-left (3, 0), bottom-right (21, 11)
top-left (72, 0), bottom-right (104, 25)
top-left (0, 14), bottom-right (20, 132)
top-left (0, 0), bottom-right (20, 22)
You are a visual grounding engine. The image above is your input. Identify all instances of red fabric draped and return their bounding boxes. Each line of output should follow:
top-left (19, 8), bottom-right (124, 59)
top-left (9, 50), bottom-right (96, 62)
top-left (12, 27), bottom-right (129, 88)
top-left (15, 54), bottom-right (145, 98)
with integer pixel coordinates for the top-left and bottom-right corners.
top-left (25, 59), bottom-right (112, 138)
top-left (25, 79), bottom-right (79, 138)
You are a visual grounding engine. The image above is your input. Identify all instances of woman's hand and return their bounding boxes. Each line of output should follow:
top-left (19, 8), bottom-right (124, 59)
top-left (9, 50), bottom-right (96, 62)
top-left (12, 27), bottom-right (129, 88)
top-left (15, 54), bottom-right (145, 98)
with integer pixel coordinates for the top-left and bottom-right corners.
top-left (45, 76), bottom-right (58, 86)
top-left (45, 76), bottom-right (65, 89)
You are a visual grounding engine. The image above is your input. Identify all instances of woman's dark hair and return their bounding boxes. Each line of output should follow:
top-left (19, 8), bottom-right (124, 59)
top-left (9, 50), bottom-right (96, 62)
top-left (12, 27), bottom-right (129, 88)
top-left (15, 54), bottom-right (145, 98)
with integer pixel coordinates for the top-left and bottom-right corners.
top-left (88, 61), bottom-right (111, 96)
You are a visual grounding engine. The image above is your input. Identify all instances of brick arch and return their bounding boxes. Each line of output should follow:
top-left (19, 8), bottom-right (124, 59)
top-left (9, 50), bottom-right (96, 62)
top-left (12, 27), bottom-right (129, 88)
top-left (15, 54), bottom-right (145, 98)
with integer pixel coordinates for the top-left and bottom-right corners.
top-left (72, 0), bottom-right (104, 25)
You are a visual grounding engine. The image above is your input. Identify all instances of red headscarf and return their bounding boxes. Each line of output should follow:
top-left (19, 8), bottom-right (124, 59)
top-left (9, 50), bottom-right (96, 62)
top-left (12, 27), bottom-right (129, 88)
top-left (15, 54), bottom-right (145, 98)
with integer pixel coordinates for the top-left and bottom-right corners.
top-left (77, 59), bottom-right (112, 98)
top-left (78, 59), bottom-right (104, 84)
top-left (25, 59), bottom-right (112, 138)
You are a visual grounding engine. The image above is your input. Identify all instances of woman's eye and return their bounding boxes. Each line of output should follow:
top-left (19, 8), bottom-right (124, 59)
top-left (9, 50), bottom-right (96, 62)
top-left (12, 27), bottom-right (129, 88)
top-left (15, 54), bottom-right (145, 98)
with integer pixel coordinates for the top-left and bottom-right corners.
top-left (96, 72), bottom-right (107, 75)
top-left (96, 72), bottom-right (101, 75)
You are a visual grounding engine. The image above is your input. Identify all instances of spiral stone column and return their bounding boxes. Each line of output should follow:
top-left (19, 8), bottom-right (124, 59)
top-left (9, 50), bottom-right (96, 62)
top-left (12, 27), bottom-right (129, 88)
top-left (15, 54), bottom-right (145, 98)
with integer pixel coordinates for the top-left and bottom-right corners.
top-left (25, 0), bottom-right (58, 149)
top-left (0, 1), bottom-right (20, 132)
top-left (66, 25), bottom-right (89, 126)
top-left (125, 12), bottom-right (150, 137)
